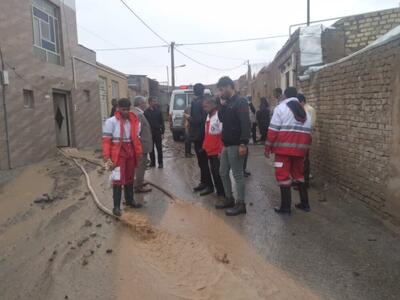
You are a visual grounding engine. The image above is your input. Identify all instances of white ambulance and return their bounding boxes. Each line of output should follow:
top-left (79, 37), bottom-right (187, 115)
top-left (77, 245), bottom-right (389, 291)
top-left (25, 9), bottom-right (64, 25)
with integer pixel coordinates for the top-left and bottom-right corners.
top-left (168, 86), bottom-right (212, 141)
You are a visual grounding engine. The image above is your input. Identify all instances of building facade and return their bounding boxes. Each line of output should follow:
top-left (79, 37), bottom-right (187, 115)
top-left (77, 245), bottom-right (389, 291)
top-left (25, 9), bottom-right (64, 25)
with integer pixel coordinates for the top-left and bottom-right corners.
top-left (0, 0), bottom-right (102, 169)
top-left (250, 7), bottom-right (400, 107)
top-left (299, 28), bottom-right (400, 219)
top-left (127, 74), bottom-right (150, 99)
top-left (96, 62), bottom-right (128, 122)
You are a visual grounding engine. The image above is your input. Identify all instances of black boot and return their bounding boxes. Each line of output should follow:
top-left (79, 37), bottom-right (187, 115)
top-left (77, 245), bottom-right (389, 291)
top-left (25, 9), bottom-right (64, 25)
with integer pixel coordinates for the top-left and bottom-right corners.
top-left (226, 201), bottom-right (247, 216)
top-left (295, 182), bottom-right (310, 212)
top-left (113, 185), bottom-right (122, 216)
top-left (274, 187), bottom-right (292, 214)
top-left (193, 183), bottom-right (207, 192)
top-left (124, 184), bottom-right (142, 209)
top-left (215, 197), bottom-right (235, 209)
top-left (199, 186), bottom-right (214, 196)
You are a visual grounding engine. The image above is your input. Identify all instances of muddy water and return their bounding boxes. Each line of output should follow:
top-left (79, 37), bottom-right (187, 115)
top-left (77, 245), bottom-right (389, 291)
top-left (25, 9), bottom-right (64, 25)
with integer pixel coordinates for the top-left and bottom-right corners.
top-left (77, 149), bottom-right (321, 300)
top-left (115, 200), bottom-right (320, 300)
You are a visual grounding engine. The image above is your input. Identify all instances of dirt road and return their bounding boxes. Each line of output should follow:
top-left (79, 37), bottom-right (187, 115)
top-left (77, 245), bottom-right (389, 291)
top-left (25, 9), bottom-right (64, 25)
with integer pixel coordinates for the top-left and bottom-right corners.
top-left (1, 138), bottom-right (400, 299)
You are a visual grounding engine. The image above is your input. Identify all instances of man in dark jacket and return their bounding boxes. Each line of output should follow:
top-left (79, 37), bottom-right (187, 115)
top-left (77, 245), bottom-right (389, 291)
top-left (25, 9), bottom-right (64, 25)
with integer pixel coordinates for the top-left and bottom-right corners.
top-left (144, 97), bottom-right (165, 168)
top-left (217, 76), bottom-right (250, 216)
top-left (189, 83), bottom-right (213, 194)
top-left (110, 98), bottom-right (118, 117)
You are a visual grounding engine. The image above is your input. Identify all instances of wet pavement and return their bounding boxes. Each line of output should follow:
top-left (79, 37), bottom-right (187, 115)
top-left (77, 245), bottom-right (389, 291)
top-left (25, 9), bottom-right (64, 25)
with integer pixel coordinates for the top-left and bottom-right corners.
top-left (141, 134), bottom-right (400, 300)
top-left (1, 133), bottom-right (399, 299)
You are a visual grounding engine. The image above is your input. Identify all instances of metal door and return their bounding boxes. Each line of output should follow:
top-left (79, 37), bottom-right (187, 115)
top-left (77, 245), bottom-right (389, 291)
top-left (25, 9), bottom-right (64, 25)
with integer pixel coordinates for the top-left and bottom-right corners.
top-left (53, 92), bottom-right (70, 147)
top-left (99, 76), bottom-right (108, 123)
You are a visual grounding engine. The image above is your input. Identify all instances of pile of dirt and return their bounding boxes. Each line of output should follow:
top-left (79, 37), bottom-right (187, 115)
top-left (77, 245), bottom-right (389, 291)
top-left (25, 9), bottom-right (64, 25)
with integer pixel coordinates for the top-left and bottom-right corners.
top-left (120, 212), bottom-right (158, 240)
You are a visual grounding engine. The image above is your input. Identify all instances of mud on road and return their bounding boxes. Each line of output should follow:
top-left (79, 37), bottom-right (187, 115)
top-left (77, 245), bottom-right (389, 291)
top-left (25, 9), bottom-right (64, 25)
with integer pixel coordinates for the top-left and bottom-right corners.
top-left (0, 149), bottom-right (319, 300)
top-left (1, 138), bottom-right (400, 300)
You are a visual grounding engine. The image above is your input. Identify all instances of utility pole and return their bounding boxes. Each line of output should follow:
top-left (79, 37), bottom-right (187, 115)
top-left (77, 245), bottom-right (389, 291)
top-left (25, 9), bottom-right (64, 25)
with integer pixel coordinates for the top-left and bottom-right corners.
top-left (0, 46), bottom-right (11, 169)
top-left (170, 42), bottom-right (175, 90)
top-left (247, 60), bottom-right (251, 95)
top-left (307, 0), bottom-right (310, 26)
top-left (166, 65), bottom-right (170, 94)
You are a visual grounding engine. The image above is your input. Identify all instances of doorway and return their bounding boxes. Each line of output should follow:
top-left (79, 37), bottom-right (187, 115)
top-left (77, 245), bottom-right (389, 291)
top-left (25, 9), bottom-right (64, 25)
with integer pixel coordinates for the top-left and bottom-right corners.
top-left (53, 92), bottom-right (71, 147)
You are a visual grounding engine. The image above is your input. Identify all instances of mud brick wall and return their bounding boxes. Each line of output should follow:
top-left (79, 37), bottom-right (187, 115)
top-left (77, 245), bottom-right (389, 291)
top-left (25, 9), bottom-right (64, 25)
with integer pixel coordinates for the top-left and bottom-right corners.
top-left (299, 37), bottom-right (400, 218)
top-left (334, 8), bottom-right (400, 56)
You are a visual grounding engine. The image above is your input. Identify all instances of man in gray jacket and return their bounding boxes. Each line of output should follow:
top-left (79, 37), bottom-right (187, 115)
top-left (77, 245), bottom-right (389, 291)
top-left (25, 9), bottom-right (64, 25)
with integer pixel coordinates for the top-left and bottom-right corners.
top-left (133, 96), bottom-right (153, 193)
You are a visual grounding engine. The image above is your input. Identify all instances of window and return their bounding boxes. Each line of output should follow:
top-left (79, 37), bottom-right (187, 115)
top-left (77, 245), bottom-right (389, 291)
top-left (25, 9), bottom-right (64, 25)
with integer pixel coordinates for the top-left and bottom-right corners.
top-left (84, 90), bottom-right (90, 102)
top-left (173, 94), bottom-right (187, 110)
top-left (111, 80), bottom-right (119, 99)
top-left (32, 0), bottom-right (62, 65)
top-left (23, 89), bottom-right (34, 109)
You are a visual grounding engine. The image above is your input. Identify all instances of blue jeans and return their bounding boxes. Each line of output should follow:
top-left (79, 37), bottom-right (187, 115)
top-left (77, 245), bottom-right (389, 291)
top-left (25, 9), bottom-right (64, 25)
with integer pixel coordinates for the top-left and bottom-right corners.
top-left (219, 146), bottom-right (246, 203)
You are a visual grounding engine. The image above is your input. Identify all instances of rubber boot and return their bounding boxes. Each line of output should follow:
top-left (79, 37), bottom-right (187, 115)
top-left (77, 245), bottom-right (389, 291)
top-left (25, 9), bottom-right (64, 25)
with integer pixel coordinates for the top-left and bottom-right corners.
top-left (215, 197), bottom-right (235, 209)
top-left (274, 187), bottom-right (292, 214)
top-left (295, 182), bottom-right (311, 212)
top-left (113, 185), bottom-right (122, 216)
top-left (193, 182), bottom-right (207, 192)
top-left (226, 201), bottom-right (247, 216)
top-left (199, 186), bottom-right (214, 196)
top-left (124, 184), bottom-right (142, 209)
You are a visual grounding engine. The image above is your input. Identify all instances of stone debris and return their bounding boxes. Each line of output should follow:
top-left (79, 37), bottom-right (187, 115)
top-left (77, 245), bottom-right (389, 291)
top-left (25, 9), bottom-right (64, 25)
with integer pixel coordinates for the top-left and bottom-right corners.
top-left (215, 252), bottom-right (229, 264)
top-left (84, 220), bottom-right (92, 227)
top-left (95, 223), bottom-right (102, 228)
top-left (90, 232), bottom-right (97, 238)
top-left (78, 196), bottom-right (86, 201)
top-left (106, 249), bottom-right (113, 254)
top-left (82, 258), bottom-right (88, 266)
top-left (77, 237), bottom-right (89, 247)
top-left (33, 193), bottom-right (54, 204)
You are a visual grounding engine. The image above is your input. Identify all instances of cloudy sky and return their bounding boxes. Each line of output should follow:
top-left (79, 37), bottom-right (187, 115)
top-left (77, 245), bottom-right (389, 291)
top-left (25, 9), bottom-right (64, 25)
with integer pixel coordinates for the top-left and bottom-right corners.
top-left (75, 0), bottom-right (399, 85)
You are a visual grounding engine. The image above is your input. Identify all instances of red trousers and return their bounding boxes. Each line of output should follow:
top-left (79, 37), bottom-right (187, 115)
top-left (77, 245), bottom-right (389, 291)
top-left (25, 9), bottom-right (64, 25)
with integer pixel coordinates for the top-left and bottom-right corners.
top-left (113, 142), bottom-right (136, 186)
top-left (274, 154), bottom-right (305, 187)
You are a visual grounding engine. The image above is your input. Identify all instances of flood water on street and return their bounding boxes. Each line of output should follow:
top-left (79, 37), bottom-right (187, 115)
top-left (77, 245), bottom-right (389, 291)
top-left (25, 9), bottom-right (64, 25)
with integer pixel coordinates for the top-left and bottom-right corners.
top-left (1, 132), bottom-right (400, 299)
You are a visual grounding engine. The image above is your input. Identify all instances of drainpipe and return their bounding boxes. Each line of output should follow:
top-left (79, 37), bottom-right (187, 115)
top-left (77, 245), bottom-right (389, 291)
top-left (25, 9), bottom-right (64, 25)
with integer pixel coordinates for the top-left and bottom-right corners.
top-left (0, 46), bottom-right (11, 169)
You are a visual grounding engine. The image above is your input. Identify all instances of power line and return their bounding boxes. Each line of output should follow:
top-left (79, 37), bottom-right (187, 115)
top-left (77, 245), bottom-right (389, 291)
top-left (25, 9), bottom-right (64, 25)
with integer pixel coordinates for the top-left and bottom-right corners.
top-left (4, 61), bottom-right (50, 94)
top-left (181, 46), bottom-right (246, 61)
top-left (118, 0), bottom-right (169, 45)
top-left (177, 34), bottom-right (289, 46)
top-left (78, 25), bottom-right (121, 48)
top-left (91, 33), bottom-right (291, 51)
top-left (94, 45), bottom-right (168, 51)
top-left (117, 0), bottom-right (248, 72)
top-left (174, 47), bottom-right (246, 71)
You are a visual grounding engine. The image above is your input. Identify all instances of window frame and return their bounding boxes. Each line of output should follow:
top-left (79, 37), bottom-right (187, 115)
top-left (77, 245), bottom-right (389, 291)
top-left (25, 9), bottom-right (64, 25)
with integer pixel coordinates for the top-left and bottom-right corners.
top-left (31, 0), bottom-right (62, 65)
top-left (111, 80), bottom-right (119, 99)
top-left (23, 89), bottom-right (35, 109)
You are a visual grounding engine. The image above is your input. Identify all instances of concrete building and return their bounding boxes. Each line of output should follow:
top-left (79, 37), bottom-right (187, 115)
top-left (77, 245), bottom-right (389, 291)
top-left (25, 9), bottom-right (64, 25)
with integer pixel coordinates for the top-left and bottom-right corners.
top-left (127, 74), bottom-right (150, 99)
top-left (0, 0), bottom-right (102, 169)
top-left (96, 62), bottom-right (128, 122)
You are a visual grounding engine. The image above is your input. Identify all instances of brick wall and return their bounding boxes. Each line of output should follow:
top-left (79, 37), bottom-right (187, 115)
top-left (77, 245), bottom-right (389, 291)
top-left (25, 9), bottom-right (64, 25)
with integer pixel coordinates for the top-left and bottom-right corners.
top-left (299, 36), bottom-right (400, 218)
top-left (334, 8), bottom-right (400, 55)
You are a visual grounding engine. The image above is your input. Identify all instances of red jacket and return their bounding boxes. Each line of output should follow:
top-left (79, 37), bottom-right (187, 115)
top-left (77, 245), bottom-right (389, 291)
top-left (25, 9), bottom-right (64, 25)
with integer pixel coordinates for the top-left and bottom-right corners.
top-left (203, 110), bottom-right (223, 156)
top-left (265, 98), bottom-right (312, 157)
top-left (102, 111), bottom-right (143, 166)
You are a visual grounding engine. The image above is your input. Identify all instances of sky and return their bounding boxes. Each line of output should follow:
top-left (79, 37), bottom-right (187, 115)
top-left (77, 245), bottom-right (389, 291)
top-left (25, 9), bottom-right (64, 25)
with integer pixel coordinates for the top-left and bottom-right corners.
top-left (75, 0), bottom-right (399, 86)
